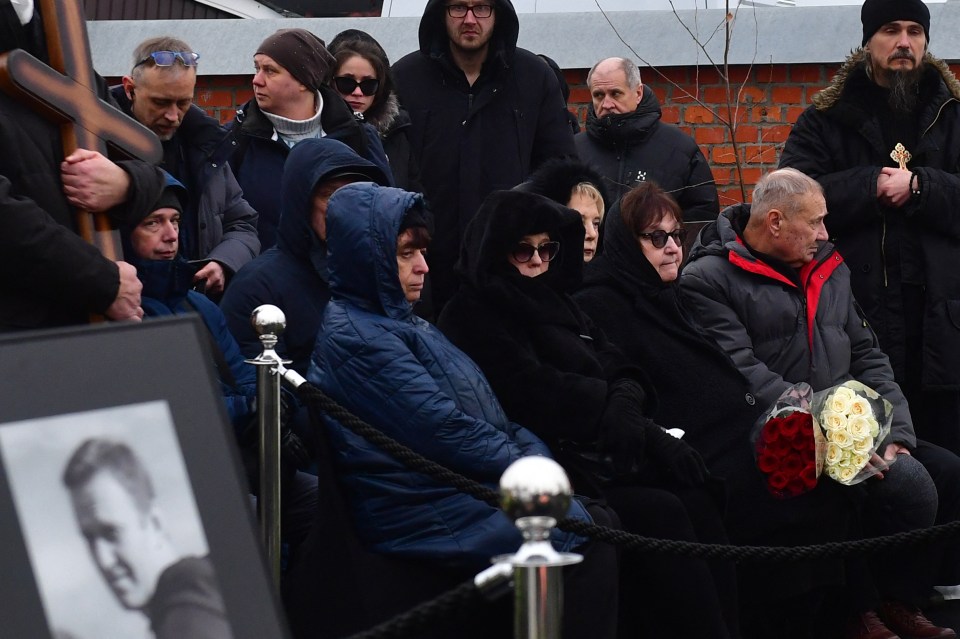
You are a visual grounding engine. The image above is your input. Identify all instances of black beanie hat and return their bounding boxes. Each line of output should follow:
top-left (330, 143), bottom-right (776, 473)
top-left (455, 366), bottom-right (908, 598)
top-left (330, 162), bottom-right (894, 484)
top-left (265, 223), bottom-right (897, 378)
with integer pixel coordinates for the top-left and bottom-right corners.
top-left (861, 0), bottom-right (930, 46)
top-left (151, 186), bottom-right (183, 216)
top-left (256, 28), bottom-right (336, 91)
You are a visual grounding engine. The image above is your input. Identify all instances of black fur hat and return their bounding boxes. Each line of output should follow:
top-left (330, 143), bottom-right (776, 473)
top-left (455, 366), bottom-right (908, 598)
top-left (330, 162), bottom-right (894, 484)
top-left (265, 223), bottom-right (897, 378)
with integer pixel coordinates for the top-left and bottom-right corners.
top-left (517, 157), bottom-right (610, 210)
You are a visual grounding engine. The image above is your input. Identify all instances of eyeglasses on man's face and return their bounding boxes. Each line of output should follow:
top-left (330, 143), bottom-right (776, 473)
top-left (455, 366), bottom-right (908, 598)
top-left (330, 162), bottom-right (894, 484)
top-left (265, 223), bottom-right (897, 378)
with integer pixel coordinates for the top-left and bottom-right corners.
top-left (333, 76), bottom-right (380, 96)
top-left (638, 229), bottom-right (687, 249)
top-left (512, 241), bottom-right (560, 263)
top-left (446, 3), bottom-right (494, 18)
top-left (134, 51), bottom-right (200, 69)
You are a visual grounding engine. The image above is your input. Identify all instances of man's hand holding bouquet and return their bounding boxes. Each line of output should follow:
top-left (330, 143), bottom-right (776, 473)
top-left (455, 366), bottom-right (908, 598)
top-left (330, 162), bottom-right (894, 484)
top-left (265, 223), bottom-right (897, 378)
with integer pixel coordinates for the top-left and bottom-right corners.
top-left (752, 380), bottom-right (894, 498)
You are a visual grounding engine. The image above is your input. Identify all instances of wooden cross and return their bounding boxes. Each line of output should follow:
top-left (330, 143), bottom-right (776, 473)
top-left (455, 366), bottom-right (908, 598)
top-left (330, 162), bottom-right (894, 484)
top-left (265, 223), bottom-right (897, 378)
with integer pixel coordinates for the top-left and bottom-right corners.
top-left (890, 142), bottom-right (912, 171)
top-left (0, 0), bottom-right (162, 260)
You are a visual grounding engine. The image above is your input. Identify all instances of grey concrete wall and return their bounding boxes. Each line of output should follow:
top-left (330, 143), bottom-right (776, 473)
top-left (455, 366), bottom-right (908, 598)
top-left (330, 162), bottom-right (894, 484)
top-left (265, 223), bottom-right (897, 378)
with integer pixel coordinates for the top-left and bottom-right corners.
top-left (88, 3), bottom-right (960, 77)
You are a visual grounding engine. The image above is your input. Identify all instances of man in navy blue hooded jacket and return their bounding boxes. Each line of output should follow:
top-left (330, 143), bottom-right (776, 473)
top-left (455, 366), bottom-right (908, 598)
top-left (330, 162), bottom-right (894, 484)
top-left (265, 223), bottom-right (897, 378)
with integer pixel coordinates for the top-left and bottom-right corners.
top-left (220, 138), bottom-right (389, 375)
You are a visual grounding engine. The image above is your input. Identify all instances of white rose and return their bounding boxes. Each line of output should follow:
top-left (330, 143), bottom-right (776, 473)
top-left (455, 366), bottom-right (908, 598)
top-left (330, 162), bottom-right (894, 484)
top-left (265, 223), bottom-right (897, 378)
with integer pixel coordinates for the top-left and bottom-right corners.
top-left (866, 416), bottom-right (880, 438)
top-left (826, 442), bottom-right (844, 465)
top-left (828, 387), bottom-right (856, 412)
top-left (829, 428), bottom-right (854, 449)
top-left (852, 436), bottom-right (873, 455)
top-left (820, 410), bottom-right (846, 431)
top-left (826, 466), bottom-right (842, 481)
top-left (851, 453), bottom-right (870, 472)
top-left (849, 397), bottom-right (874, 418)
top-left (837, 465), bottom-right (859, 484)
top-left (848, 416), bottom-right (872, 439)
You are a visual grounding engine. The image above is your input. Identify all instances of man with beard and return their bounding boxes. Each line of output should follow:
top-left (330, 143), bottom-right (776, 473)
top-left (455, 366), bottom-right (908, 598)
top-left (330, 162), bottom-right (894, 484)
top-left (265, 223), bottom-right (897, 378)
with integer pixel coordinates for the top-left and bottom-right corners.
top-left (779, 0), bottom-right (960, 458)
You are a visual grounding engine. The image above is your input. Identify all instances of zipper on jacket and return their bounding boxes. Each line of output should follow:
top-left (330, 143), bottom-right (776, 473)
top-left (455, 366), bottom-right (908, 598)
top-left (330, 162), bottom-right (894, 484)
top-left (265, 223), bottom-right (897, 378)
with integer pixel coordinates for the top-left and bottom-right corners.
top-left (881, 214), bottom-right (888, 287)
top-left (922, 97), bottom-right (958, 138)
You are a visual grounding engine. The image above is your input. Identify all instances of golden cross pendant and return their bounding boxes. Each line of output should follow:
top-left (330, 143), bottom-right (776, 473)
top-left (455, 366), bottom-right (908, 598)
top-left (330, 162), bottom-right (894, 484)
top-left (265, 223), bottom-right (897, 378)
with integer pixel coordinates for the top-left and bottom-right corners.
top-left (890, 142), bottom-right (912, 170)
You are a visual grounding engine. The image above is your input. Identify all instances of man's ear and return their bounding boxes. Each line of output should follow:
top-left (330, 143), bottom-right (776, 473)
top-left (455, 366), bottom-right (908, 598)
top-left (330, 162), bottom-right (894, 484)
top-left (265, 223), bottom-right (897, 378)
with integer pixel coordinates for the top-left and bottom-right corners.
top-left (121, 75), bottom-right (136, 100)
top-left (768, 208), bottom-right (784, 237)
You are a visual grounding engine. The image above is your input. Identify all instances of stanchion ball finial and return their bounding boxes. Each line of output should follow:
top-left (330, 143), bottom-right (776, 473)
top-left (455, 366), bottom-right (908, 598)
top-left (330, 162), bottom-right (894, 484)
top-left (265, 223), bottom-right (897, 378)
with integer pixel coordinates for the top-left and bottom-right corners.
top-left (500, 456), bottom-right (572, 522)
top-left (251, 304), bottom-right (286, 337)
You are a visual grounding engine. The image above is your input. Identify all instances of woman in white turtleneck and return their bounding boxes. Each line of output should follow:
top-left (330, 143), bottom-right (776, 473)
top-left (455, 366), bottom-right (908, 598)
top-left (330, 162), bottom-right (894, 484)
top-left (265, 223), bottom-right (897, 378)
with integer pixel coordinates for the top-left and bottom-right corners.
top-left (225, 28), bottom-right (393, 251)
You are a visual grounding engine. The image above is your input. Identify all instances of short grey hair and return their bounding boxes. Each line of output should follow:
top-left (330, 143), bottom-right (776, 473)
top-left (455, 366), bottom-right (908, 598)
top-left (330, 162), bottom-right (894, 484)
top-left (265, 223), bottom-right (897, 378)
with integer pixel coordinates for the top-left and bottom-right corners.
top-left (130, 36), bottom-right (195, 80)
top-left (751, 168), bottom-right (823, 220)
top-left (587, 57), bottom-right (642, 90)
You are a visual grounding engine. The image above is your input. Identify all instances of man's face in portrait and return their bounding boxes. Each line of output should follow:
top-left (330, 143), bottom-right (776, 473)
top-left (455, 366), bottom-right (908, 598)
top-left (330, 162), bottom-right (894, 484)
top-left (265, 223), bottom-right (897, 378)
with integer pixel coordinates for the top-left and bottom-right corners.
top-left (69, 470), bottom-right (165, 610)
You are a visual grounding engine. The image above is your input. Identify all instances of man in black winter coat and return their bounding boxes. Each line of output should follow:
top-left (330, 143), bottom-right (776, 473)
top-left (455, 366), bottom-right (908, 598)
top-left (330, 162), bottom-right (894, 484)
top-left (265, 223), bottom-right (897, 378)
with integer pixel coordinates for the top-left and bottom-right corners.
top-left (779, 0), bottom-right (960, 456)
top-left (115, 36), bottom-right (260, 297)
top-left (575, 57), bottom-right (719, 220)
top-left (0, 0), bottom-right (163, 331)
top-left (391, 0), bottom-right (577, 311)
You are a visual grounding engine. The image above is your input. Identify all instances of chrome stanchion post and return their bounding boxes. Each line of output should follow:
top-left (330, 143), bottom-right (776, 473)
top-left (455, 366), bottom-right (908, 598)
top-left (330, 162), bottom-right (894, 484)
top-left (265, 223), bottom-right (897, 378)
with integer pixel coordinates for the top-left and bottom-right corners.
top-left (497, 457), bottom-right (583, 639)
top-left (246, 304), bottom-right (291, 586)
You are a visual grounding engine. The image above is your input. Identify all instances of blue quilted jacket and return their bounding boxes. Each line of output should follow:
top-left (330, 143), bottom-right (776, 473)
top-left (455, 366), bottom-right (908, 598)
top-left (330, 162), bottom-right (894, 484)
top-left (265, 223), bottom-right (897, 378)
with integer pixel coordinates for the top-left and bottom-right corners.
top-left (307, 183), bottom-right (589, 567)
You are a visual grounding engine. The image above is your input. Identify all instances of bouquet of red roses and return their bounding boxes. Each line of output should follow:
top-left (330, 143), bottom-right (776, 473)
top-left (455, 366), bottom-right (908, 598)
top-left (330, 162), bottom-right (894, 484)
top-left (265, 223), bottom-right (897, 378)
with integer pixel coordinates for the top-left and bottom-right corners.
top-left (752, 383), bottom-right (824, 498)
top-left (752, 381), bottom-right (894, 498)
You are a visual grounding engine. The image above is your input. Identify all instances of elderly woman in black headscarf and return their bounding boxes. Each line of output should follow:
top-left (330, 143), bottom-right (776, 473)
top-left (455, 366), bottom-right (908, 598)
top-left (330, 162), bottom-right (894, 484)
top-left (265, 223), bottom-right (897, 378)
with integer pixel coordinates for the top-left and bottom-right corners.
top-left (437, 188), bottom-right (738, 638)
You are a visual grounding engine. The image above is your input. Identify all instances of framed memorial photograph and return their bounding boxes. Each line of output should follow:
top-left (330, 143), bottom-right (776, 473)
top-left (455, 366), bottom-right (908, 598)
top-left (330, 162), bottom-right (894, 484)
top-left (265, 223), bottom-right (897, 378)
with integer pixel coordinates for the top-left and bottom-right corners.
top-left (0, 317), bottom-right (290, 639)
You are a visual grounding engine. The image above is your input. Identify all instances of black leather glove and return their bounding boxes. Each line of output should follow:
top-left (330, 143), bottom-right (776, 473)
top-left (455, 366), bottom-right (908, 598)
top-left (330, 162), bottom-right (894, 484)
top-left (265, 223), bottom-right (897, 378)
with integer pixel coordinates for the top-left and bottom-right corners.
top-left (644, 422), bottom-right (709, 486)
top-left (598, 379), bottom-right (649, 474)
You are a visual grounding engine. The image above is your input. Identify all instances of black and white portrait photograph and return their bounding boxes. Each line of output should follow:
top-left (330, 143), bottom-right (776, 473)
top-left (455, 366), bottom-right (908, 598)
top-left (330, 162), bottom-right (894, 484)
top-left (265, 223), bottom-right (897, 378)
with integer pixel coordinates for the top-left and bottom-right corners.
top-left (0, 400), bottom-right (234, 639)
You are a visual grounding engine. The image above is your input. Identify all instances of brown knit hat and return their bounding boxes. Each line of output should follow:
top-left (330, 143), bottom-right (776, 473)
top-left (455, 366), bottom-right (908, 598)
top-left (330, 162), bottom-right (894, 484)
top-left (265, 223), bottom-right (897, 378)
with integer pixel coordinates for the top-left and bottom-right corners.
top-left (255, 28), bottom-right (336, 91)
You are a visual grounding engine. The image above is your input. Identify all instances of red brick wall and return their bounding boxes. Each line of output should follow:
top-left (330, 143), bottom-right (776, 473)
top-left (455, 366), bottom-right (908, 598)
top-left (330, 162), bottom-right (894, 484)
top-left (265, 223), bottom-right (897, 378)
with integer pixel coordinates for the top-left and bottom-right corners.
top-left (185, 62), bottom-right (960, 209)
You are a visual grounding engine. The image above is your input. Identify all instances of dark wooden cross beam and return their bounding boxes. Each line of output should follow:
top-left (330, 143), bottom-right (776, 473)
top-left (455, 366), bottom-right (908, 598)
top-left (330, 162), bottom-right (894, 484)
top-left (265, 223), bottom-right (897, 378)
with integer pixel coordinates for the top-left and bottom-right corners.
top-left (0, 0), bottom-right (162, 260)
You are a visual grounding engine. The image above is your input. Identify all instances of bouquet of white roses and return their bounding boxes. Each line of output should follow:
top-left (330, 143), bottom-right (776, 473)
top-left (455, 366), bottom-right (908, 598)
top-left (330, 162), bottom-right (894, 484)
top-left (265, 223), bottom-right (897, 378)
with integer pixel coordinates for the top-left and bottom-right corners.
top-left (811, 380), bottom-right (894, 485)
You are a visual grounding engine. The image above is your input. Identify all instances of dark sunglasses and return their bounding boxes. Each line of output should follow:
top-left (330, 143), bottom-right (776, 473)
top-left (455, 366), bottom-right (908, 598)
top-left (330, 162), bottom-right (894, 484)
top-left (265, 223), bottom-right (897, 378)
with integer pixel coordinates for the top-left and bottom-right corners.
top-left (333, 76), bottom-right (380, 96)
top-left (512, 241), bottom-right (560, 263)
top-left (134, 50), bottom-right (200, 68)
top-left (638, 229), bottom-right (687, 249)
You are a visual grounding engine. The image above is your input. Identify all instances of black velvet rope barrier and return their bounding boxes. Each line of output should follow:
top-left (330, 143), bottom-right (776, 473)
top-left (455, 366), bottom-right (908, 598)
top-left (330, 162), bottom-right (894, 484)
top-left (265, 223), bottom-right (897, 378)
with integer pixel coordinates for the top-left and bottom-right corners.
top-left (297, 381), bottom-right (960, 563)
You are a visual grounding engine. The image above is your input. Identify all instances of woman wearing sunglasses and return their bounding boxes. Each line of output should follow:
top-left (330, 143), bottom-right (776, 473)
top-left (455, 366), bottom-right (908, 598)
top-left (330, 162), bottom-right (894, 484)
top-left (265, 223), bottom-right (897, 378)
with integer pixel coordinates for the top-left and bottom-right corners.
top-left (575, 182), bottom-right (861, 637)
top-left (327, 30), bottom-right (422, 193)
top-left (438, 189), bottom-right (737, 639)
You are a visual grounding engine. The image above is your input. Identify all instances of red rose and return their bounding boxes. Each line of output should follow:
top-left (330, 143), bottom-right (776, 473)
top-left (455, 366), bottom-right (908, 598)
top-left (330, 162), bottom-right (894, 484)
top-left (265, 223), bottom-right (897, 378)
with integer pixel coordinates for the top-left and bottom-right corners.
top-left (779, 413), bottom-right (802, 438)
top-left (769, 471), bottom-right (790, 490)
top-left (800, 464), bottom-right (818, 489)
top-left (782, 455), bottom-right (803, 475)
top-left (761, 419), bottom-right (782, 444)
top-left (769, 436), bottom-right (792, 455)
top-left (758, 451), bottom-right (781, 473)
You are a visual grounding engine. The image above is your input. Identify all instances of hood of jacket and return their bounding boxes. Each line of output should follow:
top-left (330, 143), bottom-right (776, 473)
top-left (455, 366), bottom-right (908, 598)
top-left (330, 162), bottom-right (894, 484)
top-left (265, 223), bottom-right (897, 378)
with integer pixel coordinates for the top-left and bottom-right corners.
top-left (517, 156), bottom-right (610, 210)
top-left (277, 137), bottom-right (388, 271)
top-left (418, 0), bottom-right (519, 65)
top-left (812, 48), bottom-right (960, 112)
top-left (456, 189), bottom-right (585, 295)
top-left (585, 85), bottom-right (662, 147)
top-left (364, 91), bottom-right (401, 135)
top-left (325, 183), bottom-right (427, 320)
